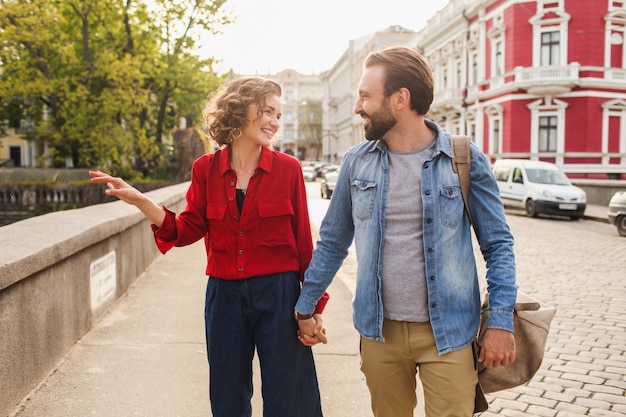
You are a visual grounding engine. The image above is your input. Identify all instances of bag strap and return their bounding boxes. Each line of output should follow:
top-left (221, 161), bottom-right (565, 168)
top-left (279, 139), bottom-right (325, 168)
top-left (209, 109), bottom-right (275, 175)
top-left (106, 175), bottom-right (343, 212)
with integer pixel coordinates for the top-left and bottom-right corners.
top-left (450, 135), bottom-right (474, 226)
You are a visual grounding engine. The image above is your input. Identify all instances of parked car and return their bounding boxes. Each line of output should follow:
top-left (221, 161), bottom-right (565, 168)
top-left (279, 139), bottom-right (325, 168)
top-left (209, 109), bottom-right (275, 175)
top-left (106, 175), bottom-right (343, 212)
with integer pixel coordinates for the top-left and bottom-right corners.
top-left (492, 159), bottom-right (586, 219)
top-left (320, 169), bottom-right (339, 199)
top-left (316, 163), bottom-right (334, 178)
top-left (608, 191), bottom-right (626, 236)
top-left (301, 165), bottom-right (317, 182)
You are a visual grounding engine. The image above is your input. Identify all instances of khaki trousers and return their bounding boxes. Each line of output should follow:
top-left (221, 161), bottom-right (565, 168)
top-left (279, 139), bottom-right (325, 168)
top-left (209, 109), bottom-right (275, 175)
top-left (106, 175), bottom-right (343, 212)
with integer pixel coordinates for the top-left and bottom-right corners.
top-left (360, 319), bottom-right (477, 417)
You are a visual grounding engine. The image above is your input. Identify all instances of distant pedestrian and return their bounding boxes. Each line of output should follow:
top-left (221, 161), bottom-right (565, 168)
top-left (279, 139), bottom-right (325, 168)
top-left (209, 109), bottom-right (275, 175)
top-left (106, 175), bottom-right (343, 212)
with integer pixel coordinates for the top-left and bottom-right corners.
top-left (90, 75), bottom-right (329, 417)
top-left (293, 46), bottom-right (517, 417)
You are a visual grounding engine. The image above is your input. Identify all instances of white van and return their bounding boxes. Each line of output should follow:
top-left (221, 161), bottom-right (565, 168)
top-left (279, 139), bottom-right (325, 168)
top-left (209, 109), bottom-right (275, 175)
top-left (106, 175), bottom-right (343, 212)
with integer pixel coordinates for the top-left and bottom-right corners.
top-left (492, 159), bottom-right (586, 219)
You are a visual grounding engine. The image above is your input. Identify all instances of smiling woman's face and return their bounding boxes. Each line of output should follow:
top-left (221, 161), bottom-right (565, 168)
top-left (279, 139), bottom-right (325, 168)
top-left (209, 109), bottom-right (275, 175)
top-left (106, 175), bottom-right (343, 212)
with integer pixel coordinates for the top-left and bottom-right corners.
top-left (240, 94), bottom-right (282, 147)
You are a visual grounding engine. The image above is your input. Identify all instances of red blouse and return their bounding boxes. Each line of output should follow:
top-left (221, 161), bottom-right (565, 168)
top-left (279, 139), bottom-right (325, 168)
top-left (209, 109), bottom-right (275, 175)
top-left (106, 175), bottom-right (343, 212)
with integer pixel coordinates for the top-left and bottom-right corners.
top-left (152, 146), bottom-right (328, 313)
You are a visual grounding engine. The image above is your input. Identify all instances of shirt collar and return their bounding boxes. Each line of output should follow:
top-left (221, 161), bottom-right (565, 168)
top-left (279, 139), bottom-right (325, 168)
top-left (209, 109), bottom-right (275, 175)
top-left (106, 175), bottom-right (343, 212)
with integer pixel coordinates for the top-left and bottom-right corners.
top-left (217, 145), bottom-right (274, 176)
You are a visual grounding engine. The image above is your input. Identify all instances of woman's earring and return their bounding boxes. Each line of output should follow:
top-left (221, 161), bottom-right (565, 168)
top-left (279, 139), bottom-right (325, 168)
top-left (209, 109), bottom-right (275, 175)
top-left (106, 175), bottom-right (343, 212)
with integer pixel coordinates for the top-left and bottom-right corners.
top-left (231, 128), bottom-right (243, 141)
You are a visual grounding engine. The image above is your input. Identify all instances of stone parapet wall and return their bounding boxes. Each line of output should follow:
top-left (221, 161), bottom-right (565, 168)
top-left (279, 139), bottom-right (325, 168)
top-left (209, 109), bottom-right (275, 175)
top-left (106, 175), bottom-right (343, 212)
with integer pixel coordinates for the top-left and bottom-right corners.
top-left (0, 182), bottom-right (175, 227)
top-left (0, 182), bottom-right (189, 417)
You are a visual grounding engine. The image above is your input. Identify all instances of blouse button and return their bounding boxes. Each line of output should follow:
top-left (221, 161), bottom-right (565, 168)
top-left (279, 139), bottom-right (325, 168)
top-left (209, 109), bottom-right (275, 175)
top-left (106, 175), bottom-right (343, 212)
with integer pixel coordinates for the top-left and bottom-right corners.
top-left (239, 231), bottom-right (244, 236)
top-left (238, 267), bottom-right (243, 272)
top-left (425, 191), bottom-right (431, 196)
top-left (427, 248), bottom-right (433, 253)
top-left (239, 249), bottom-right (244, 255)
top-left (430, 275), bottom-right (435, 280)
top-left (426, 218), bottom-right (432, 224)
top-left (229, 181), bottom-right (235, 187)
top-left (234, 215), bottom-right (239, 220)
top-left (229, 196), bottom-right (234, 201)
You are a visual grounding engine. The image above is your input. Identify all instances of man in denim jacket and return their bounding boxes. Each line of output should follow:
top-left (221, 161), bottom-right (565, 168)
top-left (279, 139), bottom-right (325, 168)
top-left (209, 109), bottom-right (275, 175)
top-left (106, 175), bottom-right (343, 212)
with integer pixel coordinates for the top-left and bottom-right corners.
top-left (294, 46), bottom-right (517, 417)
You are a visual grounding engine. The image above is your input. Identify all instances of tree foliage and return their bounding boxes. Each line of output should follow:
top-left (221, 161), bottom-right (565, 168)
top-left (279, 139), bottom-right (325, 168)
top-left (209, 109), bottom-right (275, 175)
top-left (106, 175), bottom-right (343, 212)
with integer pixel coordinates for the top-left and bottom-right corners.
top-left (298, 99), bottom-right (323, 160)
top-left (0, 0), bottom-right (229, 178)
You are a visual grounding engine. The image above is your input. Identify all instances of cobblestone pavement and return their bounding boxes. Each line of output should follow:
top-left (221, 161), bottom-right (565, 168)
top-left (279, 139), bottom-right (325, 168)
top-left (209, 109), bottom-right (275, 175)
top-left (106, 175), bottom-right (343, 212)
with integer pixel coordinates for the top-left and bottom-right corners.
top-left (475, 215), bottom-right (626, 417)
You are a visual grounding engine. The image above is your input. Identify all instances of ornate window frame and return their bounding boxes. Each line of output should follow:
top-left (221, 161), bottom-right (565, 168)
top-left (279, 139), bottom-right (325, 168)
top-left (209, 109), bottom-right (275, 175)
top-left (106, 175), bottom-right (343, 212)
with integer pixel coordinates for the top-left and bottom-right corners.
top-left (528, 98), bottom-right (568, 163)
top-left (485, 103), bottom-right (503, 156)
top-left (529, 0), bottom-right (570, 67)
top-left (601, 99), bottom-right (626, 166)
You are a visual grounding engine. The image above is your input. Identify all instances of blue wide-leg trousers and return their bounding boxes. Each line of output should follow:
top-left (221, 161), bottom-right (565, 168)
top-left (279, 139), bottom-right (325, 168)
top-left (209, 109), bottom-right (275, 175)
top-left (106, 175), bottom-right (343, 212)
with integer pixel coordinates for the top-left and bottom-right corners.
top-left (204, 272), bottom-right (323, 417)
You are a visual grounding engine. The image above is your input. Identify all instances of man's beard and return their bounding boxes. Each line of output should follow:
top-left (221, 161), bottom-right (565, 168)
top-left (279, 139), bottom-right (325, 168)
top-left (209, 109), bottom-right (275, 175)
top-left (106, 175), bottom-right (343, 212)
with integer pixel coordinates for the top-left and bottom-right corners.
top-left (363, 101), bottom-right (397, 141)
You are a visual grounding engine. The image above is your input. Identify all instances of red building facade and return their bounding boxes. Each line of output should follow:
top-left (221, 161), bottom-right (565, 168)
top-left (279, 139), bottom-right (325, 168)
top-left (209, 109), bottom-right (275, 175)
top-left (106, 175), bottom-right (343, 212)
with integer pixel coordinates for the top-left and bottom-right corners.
top-left (420, 0), bottom-right (626, 179)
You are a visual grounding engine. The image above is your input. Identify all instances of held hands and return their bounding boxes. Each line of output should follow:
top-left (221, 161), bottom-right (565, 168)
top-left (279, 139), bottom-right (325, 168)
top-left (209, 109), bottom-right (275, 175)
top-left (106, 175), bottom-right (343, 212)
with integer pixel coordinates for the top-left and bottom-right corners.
top-left (478, 328), bottom-right (516, 368)
top-left (296, 314), bottom-right (328, 347)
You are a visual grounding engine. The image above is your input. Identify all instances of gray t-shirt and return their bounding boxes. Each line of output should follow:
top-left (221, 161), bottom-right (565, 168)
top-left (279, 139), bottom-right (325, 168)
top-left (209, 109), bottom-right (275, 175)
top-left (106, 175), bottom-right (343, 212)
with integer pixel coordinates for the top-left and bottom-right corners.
top-left (382, 139), bottom-right (436, 322)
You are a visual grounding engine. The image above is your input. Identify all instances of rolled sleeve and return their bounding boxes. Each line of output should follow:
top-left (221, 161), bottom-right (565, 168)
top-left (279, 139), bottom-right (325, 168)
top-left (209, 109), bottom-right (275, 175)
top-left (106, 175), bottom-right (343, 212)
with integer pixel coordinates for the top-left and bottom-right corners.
top-left (151, 206), bottom-right (177, 254)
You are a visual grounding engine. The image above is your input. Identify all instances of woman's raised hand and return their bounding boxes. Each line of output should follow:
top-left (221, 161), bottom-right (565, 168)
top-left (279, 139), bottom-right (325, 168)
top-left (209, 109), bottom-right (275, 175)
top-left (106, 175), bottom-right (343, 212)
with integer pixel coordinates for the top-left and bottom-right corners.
top-left (89, 170), bottom-right (166, 227)
top-left (89, 170), bottom-right (145, 205)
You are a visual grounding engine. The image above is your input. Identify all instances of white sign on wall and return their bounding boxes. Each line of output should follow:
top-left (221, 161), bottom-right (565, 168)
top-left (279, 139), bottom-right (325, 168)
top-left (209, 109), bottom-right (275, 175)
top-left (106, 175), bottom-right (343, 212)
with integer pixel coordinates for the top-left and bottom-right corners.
top-left (90, 251), bottom-right (117, 312)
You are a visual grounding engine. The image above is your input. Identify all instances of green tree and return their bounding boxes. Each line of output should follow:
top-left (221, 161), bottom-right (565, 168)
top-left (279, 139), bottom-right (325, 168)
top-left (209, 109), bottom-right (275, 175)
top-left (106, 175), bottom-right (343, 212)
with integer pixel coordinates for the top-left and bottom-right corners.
top-left (298, 99), bottom-right (323, 160)
top-left (0, 0), bottom-right (228, 178)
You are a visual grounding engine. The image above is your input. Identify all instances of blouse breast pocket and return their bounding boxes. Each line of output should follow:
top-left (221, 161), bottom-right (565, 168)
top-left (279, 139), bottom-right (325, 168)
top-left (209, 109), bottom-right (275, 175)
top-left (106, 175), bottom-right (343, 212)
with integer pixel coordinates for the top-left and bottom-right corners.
top-left (206, 203), bottom-right (228, 249)
top-left (351, 179), bottom-right (377, 220)
top-left (258, 201), bottom-right (295, 245)
top-left (439, 185), bottom-right (464, 228)
top-left (206, 203), bottom-right (227, 221)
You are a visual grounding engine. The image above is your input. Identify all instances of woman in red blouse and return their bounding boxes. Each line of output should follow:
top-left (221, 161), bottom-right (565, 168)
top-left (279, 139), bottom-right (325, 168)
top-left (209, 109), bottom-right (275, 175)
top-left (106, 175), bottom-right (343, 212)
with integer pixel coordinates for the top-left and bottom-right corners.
top-left (90, 76), bottom-right (329, 417)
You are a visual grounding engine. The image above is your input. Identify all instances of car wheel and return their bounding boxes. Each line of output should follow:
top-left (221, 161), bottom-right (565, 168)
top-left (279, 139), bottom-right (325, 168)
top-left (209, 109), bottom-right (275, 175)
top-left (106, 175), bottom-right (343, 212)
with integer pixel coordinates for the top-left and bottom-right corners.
top-left (525, 199), bottom-right (538, 218)
top-left (617, 215), bottom-right (626, 237)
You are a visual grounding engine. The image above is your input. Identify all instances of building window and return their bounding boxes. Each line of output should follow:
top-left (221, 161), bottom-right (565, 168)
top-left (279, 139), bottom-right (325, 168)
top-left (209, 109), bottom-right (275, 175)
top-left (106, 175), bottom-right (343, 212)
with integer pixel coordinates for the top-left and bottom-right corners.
top-left (487, 15), bottom-right (506, 80)
top-left (538, 116), bottom-right (558, 152)
top-left (493, 39), bottom-right (504, 76)
top-left (540, 31), bottom-right (560, 66)
top-left (470, 50), bottom-right (478, 85)
top-left (486, 104), bottom-right (503, 155)
top-left (528, 98), bottom-right (568, 163)
top-left (492, 119), bottom-right (501, 154)
top-left (601, 99), bottom-right (626, 166)
top-left (283, 128), bottom-right (294, 141)
top-left (530, 5), bottom-right (570, 67)
top-left (604, 9), bottom-right (626, 70)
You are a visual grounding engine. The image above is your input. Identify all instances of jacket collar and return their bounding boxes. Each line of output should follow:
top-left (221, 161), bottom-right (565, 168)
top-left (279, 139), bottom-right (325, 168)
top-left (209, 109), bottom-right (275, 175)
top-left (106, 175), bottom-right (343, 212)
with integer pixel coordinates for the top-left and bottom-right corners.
top-left (369, 119), bottom-right (453, 158)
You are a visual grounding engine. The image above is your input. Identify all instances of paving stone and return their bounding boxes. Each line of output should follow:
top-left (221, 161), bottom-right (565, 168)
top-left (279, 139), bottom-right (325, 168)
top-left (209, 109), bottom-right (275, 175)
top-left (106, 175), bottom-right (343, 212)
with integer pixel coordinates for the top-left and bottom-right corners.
top-left (555, 402), bottom-right (590, 414)
top-left (517, 394), bottom-right (557, 409)
top-left (574, 397), bottom-right (612, 410)
top-left (525, 405), bottom-right (558, 417)
top-left (592, 392), bottom-right (626, 404)
top-left (560, 372), bottom-right (605, 384)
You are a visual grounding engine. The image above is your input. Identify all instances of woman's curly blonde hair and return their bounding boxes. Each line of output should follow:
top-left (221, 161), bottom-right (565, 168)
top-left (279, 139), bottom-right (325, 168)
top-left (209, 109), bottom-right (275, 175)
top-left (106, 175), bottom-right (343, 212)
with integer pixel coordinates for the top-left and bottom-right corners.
top-left (203, 76), bottom-right (283, 146)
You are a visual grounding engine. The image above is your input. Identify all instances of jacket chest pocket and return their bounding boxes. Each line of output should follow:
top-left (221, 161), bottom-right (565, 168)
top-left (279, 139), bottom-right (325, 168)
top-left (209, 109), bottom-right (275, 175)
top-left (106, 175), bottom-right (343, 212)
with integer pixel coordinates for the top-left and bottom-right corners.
top-left (439, 185), bottom-right (464, 227)
top-left (351, 179), bottom-right (377, 220)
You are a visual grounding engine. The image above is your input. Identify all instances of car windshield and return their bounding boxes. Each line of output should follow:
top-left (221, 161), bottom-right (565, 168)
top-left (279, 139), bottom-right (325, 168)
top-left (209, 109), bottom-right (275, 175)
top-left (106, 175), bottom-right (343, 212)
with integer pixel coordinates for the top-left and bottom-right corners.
top-left (526, 168), bottom-right (570, 185)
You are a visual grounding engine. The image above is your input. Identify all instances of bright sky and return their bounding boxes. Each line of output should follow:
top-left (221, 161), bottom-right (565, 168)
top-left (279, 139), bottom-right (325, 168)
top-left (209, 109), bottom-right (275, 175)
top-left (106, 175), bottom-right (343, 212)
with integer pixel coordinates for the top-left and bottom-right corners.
top-left (198, 0), bottom-right (450, 75)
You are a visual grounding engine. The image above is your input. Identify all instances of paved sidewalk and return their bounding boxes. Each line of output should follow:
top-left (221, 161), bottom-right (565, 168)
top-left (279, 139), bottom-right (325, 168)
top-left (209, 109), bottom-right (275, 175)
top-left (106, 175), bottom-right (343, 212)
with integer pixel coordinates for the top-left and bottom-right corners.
top-left (8, 203), bottom-right (614, 417)
top-left (581, 203), bottom-right (609, 223)
top-left (9, 234), bottom-right (374, 417)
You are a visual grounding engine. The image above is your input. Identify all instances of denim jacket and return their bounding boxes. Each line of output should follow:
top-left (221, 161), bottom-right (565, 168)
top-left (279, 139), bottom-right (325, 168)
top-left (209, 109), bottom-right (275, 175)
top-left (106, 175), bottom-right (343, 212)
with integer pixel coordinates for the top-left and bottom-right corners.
top-left (296, 121), bottom-right (517, 354)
